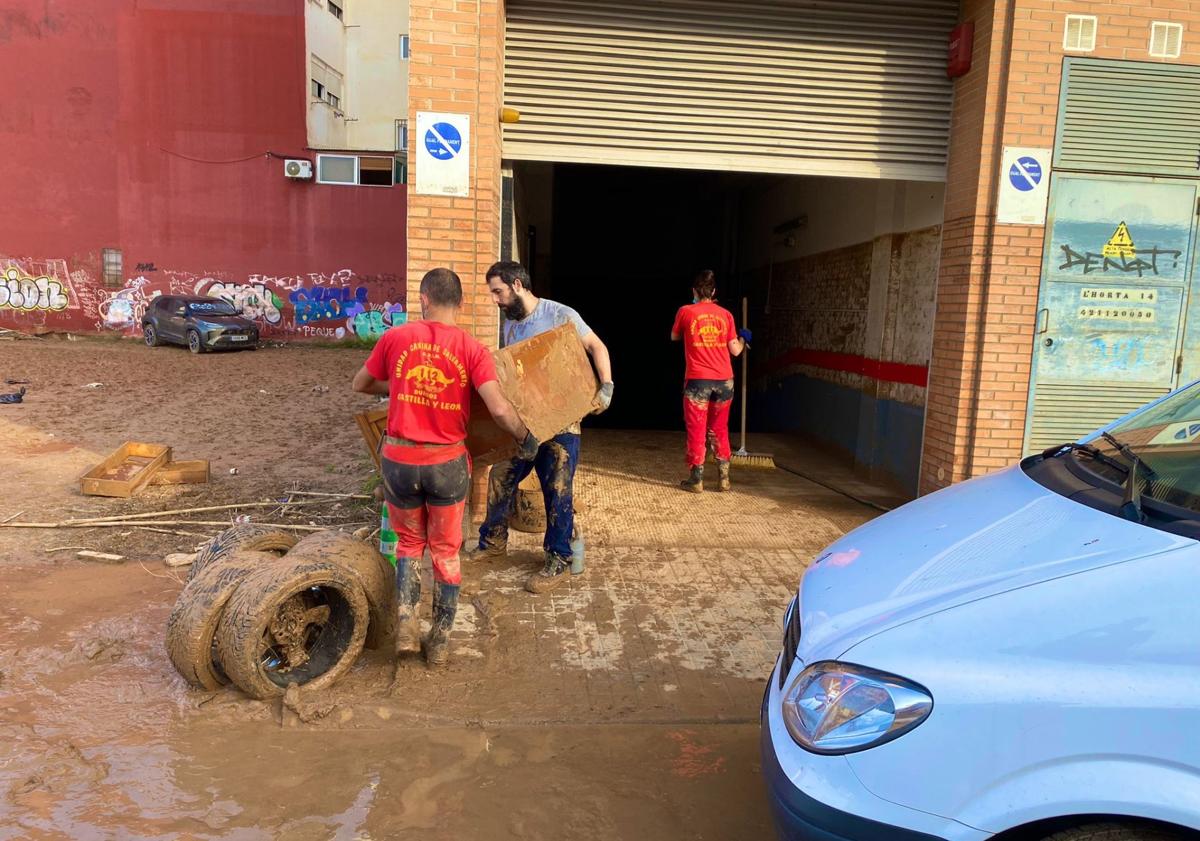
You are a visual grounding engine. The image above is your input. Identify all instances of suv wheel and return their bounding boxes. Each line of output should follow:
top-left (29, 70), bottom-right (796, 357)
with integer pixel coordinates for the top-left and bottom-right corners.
top-left (144, 324), bottom-right (160, 347)
top-left (187, 329), bottom-right (204, 354)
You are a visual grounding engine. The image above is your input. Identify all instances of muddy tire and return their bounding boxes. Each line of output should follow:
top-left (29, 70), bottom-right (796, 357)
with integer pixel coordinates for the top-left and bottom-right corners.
top-left (166, 550), bottom-right (282, 690)
top-left (187, 329), bottom-right (204, 354)
top-left (215, 559), bottom-right (369, 699)
top-left (283, 530), bottom-right (396, 650)
top-left (188, 524), bottom-right (299, 582)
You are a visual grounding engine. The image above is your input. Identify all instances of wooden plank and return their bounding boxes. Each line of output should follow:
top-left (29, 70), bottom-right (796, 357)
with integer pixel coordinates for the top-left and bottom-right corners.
top-left (149, 460), bottom-right (210, 485)
top-left (79, 442), bottom-right (171, 498)
top-left (362, 324), bottom-right (598, 468)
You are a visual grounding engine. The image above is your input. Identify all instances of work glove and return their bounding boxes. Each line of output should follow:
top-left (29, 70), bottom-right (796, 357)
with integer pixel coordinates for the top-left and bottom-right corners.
top-left (737, 328), bottom-right (753, 345)
top-left (517, 431), bottom-right (540, 461)
top-left (591, 382), bottom-right (614, 415)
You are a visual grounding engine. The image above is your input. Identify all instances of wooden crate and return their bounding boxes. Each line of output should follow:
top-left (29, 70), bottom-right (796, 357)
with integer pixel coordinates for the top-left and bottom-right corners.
top-left (80, 442), bottom-right (171, 498)
top-left (149, 460), bottom-right (211, 485)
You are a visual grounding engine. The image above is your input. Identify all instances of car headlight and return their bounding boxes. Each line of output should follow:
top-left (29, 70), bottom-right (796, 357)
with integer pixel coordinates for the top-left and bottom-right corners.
top-left (782, 661), bottom-right (932, 754)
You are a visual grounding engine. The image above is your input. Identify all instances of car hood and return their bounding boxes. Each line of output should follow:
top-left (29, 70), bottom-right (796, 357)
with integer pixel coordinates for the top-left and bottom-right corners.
top-left (796, 465), bottom-right (1194, 662)
top-left (193, 315), bottom-right (252, 328)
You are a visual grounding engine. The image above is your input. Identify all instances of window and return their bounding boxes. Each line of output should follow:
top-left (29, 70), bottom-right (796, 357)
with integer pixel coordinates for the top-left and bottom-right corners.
top-left (317, 154), bottom-right (357, 185)
top-left (102, 248), bottom-right (122, 287)
top-left (316, 154), bottom-right (400, 187)
top-left (395, 118), bottom-right (408, 153)
top-left (310, 55), bottom-right (344, 109)
top-left (359, 156), bottom-right (394, 187)
top-left (1063, 15), bottom-right (1097, 52)
top-left (328, 0), bottom-right (343, 20)
top-left (399, 34), bottom-right (411, 59)
top-left (1150, 21), bottom-right (1184, 58)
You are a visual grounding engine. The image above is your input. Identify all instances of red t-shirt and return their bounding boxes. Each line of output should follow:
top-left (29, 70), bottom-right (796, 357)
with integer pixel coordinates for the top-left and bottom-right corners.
top-left (364, 321), bottom-right (497, 444)
top-left (672, 301), bottom-right (736, 380)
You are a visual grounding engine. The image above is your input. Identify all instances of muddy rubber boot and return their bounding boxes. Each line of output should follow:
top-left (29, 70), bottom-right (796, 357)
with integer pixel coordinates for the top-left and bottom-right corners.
top-left (394, 556), bottom-right (422, 655)
top-left (716, 460), bottom-right (731, 492)
top-left (422, 582), bottom-right (459, 668)
top-left (680, 465), bottom-right (704, 494)
top-left (525, 554), bottom-right (571, 594)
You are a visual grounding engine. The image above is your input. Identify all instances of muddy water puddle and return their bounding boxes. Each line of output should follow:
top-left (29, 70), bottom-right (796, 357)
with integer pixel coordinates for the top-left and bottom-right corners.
top-left (1, 562), bottom-right (774, 840)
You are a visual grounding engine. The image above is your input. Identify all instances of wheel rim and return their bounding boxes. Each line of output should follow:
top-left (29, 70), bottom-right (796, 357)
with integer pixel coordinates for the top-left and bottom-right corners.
top-left (144, 327), bottom-right (155, 346)
top-left (188, 332), bottom-right (199, 352)
top-left (258, 585), bottom-right (353, 687)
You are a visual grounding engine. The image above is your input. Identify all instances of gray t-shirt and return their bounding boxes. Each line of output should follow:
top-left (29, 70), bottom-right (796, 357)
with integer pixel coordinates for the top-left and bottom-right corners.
top-left (502, 298), bottom-right (594, 436)
top-left (501, 298), bottom-right (592, 347)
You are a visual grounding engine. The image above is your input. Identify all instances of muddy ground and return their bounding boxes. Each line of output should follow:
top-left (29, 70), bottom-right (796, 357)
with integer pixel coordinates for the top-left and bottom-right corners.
top-left (0, 336), bottom-right (877, 840)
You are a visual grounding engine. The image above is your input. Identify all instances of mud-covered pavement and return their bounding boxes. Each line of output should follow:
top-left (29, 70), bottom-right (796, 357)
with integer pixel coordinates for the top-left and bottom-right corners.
top-left (0, 338), bottom-right (877, 840)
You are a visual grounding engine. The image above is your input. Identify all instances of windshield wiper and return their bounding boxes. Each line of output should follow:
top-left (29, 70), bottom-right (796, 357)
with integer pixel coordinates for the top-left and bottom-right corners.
top-left (1118, 453), bottom-right (1150, 523)
top-left (1041, 442), bottom-right (1130, 475)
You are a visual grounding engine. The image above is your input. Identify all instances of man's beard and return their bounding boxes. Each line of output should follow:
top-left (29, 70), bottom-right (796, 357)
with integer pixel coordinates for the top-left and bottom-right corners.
top-left (501, 297), bottom-right (528, 321)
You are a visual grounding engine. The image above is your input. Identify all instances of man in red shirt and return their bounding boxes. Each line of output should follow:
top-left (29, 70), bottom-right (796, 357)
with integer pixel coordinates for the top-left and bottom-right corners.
top-left (352, 268), bottom-right (536, 667)
top-left (670, 270), bottom-right (750, 493)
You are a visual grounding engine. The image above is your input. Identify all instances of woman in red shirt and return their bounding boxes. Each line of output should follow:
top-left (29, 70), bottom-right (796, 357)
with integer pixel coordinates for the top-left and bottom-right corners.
top-left (670, 270), bottom-right (750, 493)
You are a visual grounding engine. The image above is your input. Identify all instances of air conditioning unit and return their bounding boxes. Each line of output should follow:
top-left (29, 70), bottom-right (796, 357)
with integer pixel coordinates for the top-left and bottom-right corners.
top-left (284, 159), bottom-right (313, 179)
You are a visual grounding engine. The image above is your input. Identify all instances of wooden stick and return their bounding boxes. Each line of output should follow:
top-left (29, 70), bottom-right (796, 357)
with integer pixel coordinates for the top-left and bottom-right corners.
top-left (287, 491), bottom-right (373, 500)
top-left (59, 499), bottom-right (342, 526)
top-left (2, 520), bottom-right (350, 532)
top-left (133, 526), bottom-right (209, 537)
top-left (1, 511), bottom-right (25, 525)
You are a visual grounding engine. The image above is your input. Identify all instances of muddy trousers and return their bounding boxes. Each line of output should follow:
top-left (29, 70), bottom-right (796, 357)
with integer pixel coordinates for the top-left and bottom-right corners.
top-left (381, 441), bottom-right (470, 588)
top-left (683, 379), bottom-right (734, 467)
top-left (477, 433), bottom-right (580, 561)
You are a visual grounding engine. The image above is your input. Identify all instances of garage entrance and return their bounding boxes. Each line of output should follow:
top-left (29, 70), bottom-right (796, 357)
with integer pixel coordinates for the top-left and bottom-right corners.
top-left (501, 0), bottom-right (958, 493)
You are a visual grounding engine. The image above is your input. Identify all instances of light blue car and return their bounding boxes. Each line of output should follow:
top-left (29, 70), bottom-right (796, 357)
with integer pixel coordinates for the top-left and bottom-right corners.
top-left (762, 382), bottom-right (1200, 841)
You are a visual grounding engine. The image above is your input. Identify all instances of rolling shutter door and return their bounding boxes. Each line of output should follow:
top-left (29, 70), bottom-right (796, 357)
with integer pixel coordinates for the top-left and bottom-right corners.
top-left (1055, 58), bottom-right (1200, 177)
top-left (503, 0), bottom-right (958, 180)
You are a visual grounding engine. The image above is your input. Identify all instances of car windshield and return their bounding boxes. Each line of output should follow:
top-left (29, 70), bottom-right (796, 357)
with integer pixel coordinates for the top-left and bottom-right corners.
top-left (187, 300), bottom-right (239, 316)
top-left (1083, 381), bottom-right (1200, 512)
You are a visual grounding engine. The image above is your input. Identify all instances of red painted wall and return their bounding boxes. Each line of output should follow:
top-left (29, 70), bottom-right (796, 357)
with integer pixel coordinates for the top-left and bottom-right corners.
top-left (0, 0), bottom-right (407, 341)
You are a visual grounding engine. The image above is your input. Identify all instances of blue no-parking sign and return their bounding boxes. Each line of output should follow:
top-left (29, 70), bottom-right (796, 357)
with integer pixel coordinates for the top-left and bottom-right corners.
top-left (998, 147), bottom-right (1051, 225)
top-left (415, 112), bottom-right (470, 197)
top-left (424, 122), bottom-right (463, 161)
top-left (1008, 156), bottom-right (1043, 192)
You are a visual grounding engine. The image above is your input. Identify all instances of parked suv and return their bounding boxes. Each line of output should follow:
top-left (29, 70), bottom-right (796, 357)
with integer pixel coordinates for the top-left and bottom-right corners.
top-left (763, 383), bottom-right (1200, 841)
top-left (142, 296), bottom-right (259, 353)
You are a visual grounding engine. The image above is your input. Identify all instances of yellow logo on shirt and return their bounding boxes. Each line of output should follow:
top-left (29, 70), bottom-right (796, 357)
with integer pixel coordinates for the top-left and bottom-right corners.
top-left (394, 342), bottom-right (467, 412)
top-left (690, 314), bottom-right (725, 348)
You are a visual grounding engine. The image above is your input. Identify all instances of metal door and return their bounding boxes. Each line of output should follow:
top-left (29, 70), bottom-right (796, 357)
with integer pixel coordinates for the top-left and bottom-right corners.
top-left (1024, 175), bottom-right (1195, 452)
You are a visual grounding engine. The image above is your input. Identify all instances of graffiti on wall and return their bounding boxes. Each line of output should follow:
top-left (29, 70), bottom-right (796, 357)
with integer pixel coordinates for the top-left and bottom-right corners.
top-left (201, 281), bottom-right (284, 325)
top-left (0, 259), bottom-right (407, 342)
top-left (0, 261), bottom-right (72, 313)
top-left (99, 276), bottom-right (160, 329)
top-left (1059, 221), bottom-right (1182, 278)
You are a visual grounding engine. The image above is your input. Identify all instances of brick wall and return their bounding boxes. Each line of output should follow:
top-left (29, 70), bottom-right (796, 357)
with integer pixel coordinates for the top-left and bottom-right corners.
top-left (407, 0), bottom-right (505, 346)
top-left (920, 0), bottom-right (1200, 494)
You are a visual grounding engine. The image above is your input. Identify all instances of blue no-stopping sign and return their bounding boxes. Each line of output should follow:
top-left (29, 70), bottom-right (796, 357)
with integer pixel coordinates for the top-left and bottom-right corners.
top-left (1008, 156), bottom-right (1043, 192)
top-left (424, 122), bottom-right (463, 160)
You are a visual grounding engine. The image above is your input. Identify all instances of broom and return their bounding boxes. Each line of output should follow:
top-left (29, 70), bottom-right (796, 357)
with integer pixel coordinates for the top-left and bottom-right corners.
top-left (731, 296), bottom-right (776, 469)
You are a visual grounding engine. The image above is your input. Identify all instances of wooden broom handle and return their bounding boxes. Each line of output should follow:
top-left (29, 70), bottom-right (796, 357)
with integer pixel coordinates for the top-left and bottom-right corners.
top-left (740, 297), bottom-right (748, 452)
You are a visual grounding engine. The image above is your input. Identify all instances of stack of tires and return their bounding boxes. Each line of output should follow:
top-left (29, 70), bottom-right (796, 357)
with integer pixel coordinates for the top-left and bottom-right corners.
top-left (166, 525), bottom-right (395, 699)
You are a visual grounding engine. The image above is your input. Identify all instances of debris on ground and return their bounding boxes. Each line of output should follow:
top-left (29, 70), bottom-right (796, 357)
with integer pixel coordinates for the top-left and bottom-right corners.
top-left (164, 552), bottom-right (197, 567)
top-left (77, 550), bottom-right (125, 563)
top-left (0, 386), bottom-right (26, 404)
top-left (80, 442), bottom-right (211, 498)
top-left (166, 525), bottom-right (392, 699)
top-left (80, 381), bottom-right (105, 388)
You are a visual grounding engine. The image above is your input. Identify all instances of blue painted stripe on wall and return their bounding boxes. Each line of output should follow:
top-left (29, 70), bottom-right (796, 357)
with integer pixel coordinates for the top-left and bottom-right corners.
top-left (753, 373), bottom-right (924, 496)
